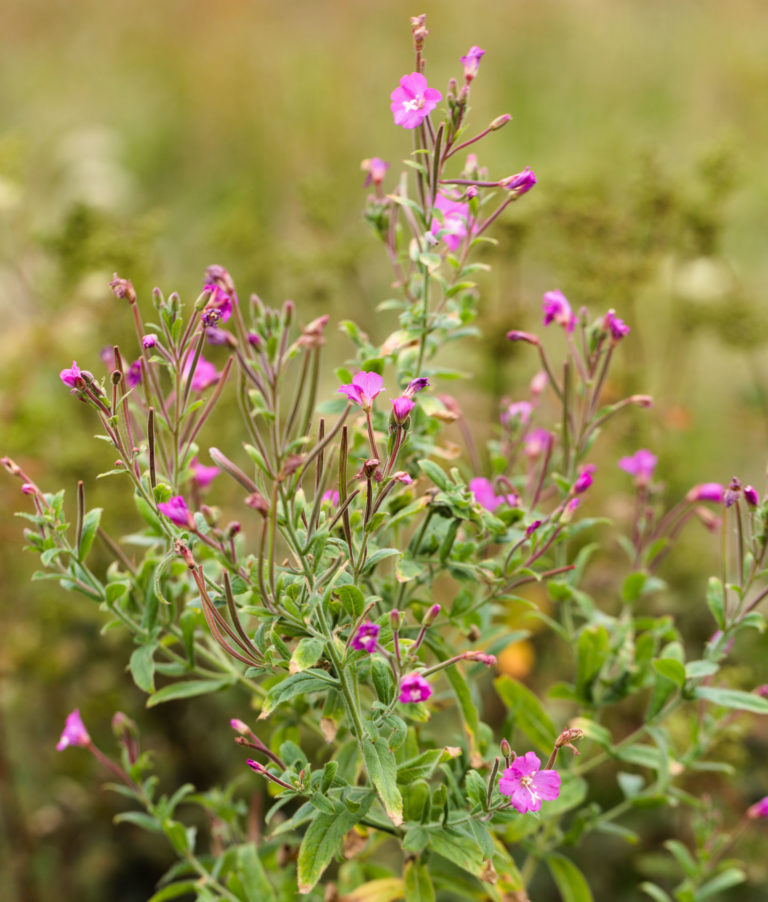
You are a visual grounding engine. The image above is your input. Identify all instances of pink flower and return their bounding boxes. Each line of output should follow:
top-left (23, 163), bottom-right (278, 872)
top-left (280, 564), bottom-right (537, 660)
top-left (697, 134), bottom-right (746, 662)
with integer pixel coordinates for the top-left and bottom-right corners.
top-left (403, 377), bottom-right (430, 398)
top-left (431, 192), bottom-right (474, 252)
top-left (202, 283), bottom-right (234, 324)
top-left (399, 673), bottom-right (432, 704)
top-left (618, 449), bottom-right (657, 485)
top-left (322, 489), bottom-right (340, 507)
top-left (470, 477), bottom-right (519, 512)
top-left (686, 483), bottom-right (725, 503)
top-left (362, 157), bottom-right (389, 187)
top-left (60, 361), bottom-right (83, 388)
top-left (351, 621), bottom-right (380, 653)
top-left (190, 458), bottom-right (220, 488)
top-left (501, 401), bottom-right (532, 426)
top-left (526, 520), bottom-right (543, 537)
top-left (390, 73), bottom-right (442, 129)
top-left (157, 496), bottom-right (194, 528)
top-left (744, 485), bottom-right (760, 506)
top-left (393, 472), bottom-right (414, 485)
top-left (338, 371), bottom-right (385, 410)
top-left (126, 359), bottom-right (142, 388)
top-left (498, 751), bottom-right (561, 813)
top-left (392, 396), bottom-right (416, 424)
top-left (57, 709), bottom-right (91, 751)
top-left (142, 334), bottom-right (158, 349)
top-left (183, 355), bottom-right (220, 392)
top-left (524, 428), bottom-right (553, 459)
top-left (603, 309), bottom-right (630, 341)
top-left (460, 45), bottom-right (485, 81)
top-left (574, 464), bottom-right (596, 494)
top-left (542, 290), bottom-right (576, 333)
top-left (748, 797), bottom-right (768, 819)
top-left (502, 167), bottom-right (537, 197)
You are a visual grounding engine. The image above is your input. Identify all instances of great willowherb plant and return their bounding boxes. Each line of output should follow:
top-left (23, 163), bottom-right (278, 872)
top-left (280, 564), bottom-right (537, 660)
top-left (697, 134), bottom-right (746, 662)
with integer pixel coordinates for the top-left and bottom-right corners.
top-left (7, 14), bottom-right (768, 902)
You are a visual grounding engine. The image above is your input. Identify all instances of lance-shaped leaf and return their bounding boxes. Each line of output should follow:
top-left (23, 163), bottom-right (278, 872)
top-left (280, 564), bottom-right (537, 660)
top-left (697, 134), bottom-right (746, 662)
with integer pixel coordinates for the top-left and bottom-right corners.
top-left (362, 737), bottom-right (403, 826)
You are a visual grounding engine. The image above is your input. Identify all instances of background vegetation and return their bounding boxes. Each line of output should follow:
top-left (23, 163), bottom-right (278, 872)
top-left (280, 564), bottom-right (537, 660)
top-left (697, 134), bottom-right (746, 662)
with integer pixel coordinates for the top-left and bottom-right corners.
top-left (3, 1), bottom-right (768, 899)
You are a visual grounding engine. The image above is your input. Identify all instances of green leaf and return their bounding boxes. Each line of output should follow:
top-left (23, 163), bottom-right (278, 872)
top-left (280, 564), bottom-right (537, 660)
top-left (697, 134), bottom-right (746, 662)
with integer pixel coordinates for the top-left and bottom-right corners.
top-left (78, 507), bottom-right (103, 560)
top-left (614, 744), bottom-right (662, 770)
top-left (290, 637), bottom-right (325, 673)
top-left (146, 678), bottom-right (233, 707)
top-left (706, 576), bottom-right (725, 629)
top-left (396, 749), bottom-right (443, 784)
top-left (494, 675), bottom-right (557, 754)
top-left (694, 867), bottom-right (746, 900)
top-left (362, 737), bottom-right (403, 826)
top-left (639, 883), bottom-right (673, 902)
top-left (547, 853), bottom-right (594, 902)
top-left (114, 811), bottom-right (162, 832)
top-left (129, 643), bottom-right (157, 693)
top-left (652, 658), bottom-right (686, 687)
top-left (297, 804), bottom-right (359, 894)
top-left (403, 859), bottom-right (436, 902)
top-left (261, 670), bottom-right (338, 718)
top-left (694, 686), bottom-right (768, 714)
top-left (575, 626), bottom-right (610, 702)
top-left (426, 826), bottom-right (485, 879)
top-left (148, 881), bottom-right (202, 901)
top-left (337, 584), bottom-right (365, 619)
top-left (446, 666), bottom-right (481, 761)
top-left (418, 459), bottom-right (452, 492)
top-left (622, 571), bottom-right (647, 603)
top-left (396, 556), bottom-right (425, 583)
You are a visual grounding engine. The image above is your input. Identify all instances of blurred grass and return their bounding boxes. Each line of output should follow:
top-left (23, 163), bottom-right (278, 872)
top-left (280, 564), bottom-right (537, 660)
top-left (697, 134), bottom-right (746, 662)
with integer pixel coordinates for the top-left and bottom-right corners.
top-left (3, 0), bottom-right (768, 899)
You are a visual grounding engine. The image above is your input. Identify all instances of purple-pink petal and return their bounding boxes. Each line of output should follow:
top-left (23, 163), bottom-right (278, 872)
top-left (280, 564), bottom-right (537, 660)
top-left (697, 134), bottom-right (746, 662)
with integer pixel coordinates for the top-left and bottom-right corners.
top-left (157, 496), bottom-right (193, 527)
top-left (390, 73), bottom-right (442, 129)
top-left (57, 709), bottom-right (91, 751)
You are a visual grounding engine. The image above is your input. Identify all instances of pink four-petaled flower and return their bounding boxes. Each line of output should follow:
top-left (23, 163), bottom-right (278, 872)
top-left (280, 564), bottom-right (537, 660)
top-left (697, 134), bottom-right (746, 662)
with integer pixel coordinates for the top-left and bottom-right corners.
top-left (399, 673), bottom-right (432, 704)
top-left (470, 477), bottom-right (519, 512)
top-left (351, 621), bottom-right (380, 653)
top-left (460, 46), bottom-right (485, 82)
top-left (390, 73), bottom-right (442, 129)
top-left (431, 193), bottom-right (474, 252)
top-left (498, 751), bottom-right (561, 813)
top-left (618, 449), bottom-right (657, 485)
top-left (60, 361), bottom-right (83, 388)
top-left (157, 495), bottom-right (194, 528)
top-left (338, 371), bottom-right (385, 410)
top-left (542, 290), bottom-right (576, 333)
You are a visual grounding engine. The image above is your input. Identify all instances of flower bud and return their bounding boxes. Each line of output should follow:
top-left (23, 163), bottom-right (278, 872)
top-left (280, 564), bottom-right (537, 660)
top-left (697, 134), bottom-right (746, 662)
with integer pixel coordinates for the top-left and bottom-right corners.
top-left (390, 609), bottom-right (401, 632)
top-left (490, 113), bottom-right (511, 131)
top-left (744, 485), bottom-right (760, 506)
top-left (422, 603), bottom-right (441, 626)
top-left (506, 330), bottom-right (540, 345)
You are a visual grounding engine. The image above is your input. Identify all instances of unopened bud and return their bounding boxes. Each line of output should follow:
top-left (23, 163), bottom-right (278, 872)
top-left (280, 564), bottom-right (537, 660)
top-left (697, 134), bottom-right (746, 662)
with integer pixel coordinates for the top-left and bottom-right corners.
top-left (390, 609), bottom-right (401, 632)
top-left (423, 603), bottom-right (441, 626)
top-left (628, 394), bottom-right (653, 408)
top-left (201, 505), bottom-right (219, 528)
top-left (490, 113), bottom-right (511, 131)
top-left (506, 330), bottom-right (540, 345)
top-left (500, 738), bottom-right (512, 758)
top-left (744, 485), bottom-right (760, 506)
top-left (230, 718), bottom-right (250, 735)
top-left (279, 454), bottom-right (304, 481)
top-left (245, 491), bottom-right (269, 517)
top-left (225, 521), bottom-right (241, 538)
top-left (282, 300), bottom-right (294, 327)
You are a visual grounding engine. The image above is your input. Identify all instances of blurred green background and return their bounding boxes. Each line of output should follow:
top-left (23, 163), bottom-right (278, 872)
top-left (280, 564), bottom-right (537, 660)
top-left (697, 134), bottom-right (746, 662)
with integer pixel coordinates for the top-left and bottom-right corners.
top-left (3, 0), bottom-right (768, 899)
